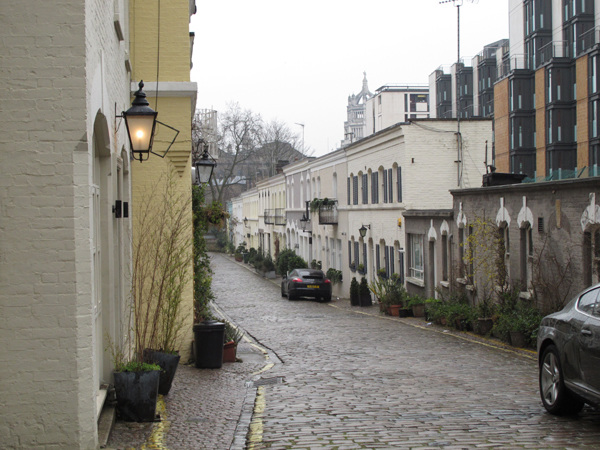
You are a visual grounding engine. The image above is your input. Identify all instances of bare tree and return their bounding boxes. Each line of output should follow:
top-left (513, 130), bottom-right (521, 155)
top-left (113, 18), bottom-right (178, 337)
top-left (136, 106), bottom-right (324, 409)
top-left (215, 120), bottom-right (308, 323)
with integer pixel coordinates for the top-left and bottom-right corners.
top-left (192, 103), bottom-right (263, 204)
top-left (257, 120), bottom-right (308, 177)
top-left (532, 232), bottom-right (576, 315)
top-left (192, 104), bottom-right (311, 204)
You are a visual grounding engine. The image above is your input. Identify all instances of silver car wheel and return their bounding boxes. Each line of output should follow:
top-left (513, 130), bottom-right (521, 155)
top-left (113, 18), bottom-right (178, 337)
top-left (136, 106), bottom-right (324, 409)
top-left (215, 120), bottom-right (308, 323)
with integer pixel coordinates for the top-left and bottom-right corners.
top-left (541, 351), bottom-right (560, 407)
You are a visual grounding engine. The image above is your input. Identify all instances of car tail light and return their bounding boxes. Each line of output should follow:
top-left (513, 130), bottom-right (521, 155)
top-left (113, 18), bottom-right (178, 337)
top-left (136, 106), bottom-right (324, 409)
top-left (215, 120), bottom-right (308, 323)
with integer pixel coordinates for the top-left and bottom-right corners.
top-left (324, 279), bottom-right (331, 284)
top-left (291, 277), bottom-right (302, 283)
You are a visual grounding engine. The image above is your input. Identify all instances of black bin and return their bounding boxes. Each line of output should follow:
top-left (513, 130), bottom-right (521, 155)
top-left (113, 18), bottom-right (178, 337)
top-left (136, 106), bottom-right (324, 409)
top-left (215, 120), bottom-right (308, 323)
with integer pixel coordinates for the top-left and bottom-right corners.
top-left (193, 320), bottom-right (225, 368)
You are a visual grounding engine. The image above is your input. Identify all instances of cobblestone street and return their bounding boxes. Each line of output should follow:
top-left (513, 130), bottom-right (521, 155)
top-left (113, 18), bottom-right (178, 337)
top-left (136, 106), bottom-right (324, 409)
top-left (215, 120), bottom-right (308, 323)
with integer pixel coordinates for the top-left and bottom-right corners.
top-left (108, 253), bottom-right (600, 449)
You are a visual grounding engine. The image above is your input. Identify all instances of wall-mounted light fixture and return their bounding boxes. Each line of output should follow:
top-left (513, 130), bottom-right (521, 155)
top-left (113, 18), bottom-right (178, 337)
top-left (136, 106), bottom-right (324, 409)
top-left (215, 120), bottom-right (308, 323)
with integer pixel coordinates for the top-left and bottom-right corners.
top-left (195, 140), bottom-right (217, 185)
top-left (119, 81), bottom-right (179, 162)
top-left (243, 217), bottom-right (249, 228)
top-left (300, 214), bottom-right (312, 234)
top-left (112, 200), bottom-right (129, 219)
top-left (359, 224), bottom-right (370, 238)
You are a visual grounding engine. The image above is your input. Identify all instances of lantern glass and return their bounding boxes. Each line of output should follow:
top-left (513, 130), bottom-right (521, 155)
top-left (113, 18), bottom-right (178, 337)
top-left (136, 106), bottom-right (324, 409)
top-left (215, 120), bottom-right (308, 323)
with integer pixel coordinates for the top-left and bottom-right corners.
top-left (124, 114), bottom-right (157, 151)
top-left (196, 159), bottom-right (215, 184)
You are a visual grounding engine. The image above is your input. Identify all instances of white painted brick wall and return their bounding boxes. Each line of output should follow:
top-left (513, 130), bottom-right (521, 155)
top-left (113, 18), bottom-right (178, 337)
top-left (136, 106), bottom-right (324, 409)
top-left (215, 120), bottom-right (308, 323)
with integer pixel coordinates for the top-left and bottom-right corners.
top-left (0, 0), bottom-right (131, 447)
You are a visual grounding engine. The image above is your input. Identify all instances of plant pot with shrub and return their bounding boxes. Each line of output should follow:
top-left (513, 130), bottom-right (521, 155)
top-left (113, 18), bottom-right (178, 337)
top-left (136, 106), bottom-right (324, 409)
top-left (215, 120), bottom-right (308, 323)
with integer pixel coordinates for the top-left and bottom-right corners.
top-left (359, 277), bottom-right (372, 306)
top-left (112, 360), bottom-right (161, 422)
top-left (223, 320), bottom-right (244, 363)
top-left (350, 277), bottom-right (360, 306)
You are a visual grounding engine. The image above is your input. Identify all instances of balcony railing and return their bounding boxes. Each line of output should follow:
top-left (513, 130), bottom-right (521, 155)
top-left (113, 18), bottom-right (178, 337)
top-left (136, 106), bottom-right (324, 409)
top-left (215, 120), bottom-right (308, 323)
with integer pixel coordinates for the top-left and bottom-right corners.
top-left (579, 27), bottom-right (600, 55)
top-left (497, 54), bottom-right (529, 79)
top-left (264, 209), bottom-right (286, 226)
top-left (274, 208), bottom-right (286, 226)
top-left (263, 209), bottom-right (274, 225)
top-left (538, 41), bottom-right (569, 66)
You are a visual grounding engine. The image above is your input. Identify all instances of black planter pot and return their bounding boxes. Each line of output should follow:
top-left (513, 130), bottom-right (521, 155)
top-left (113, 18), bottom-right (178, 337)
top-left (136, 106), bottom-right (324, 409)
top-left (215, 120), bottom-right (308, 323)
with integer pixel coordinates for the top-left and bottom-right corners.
top-left (398, 308), bottom-right (411, 317)
top-left (113, 370), bottom-right (160, 422)
top-left (144, 350), bottom-right (181, 395)
top-left (350, 292), bottom-right (359, 306)
top-left (359, 293), bottom-right (372, 307)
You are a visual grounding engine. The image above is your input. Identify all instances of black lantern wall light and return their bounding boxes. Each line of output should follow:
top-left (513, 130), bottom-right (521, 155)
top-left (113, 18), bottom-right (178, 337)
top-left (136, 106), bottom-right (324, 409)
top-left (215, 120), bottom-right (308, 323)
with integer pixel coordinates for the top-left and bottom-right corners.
top-left (119, 81), bottom-right (180, 162)
top-left (194, 139), bottom-right (217, 185)
top-left (358, 224), bottom-right (370, 238)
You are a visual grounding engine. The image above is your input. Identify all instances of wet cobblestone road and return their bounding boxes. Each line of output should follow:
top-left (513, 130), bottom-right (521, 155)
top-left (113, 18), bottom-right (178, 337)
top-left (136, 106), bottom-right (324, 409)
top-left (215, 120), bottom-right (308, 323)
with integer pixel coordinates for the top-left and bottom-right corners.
top-left (109, 253), bottom-right (600, 449)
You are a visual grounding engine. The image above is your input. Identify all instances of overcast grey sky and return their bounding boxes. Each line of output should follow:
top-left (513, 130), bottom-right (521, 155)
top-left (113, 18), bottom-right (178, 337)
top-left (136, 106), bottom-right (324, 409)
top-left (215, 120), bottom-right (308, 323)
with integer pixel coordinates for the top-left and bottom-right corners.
top-left (190, 0), bottom-right (509, 157)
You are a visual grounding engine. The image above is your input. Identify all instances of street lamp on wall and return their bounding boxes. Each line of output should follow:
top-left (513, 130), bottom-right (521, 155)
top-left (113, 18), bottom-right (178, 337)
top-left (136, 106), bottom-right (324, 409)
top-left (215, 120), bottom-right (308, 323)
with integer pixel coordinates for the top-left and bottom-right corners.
top-left (300, 214), bottom-right (312, 235)
top-left (120, 80), bottom-right (179, 162)
top-left (359, 224), bottom-right (370, 238)
top-left (195, 140), bottom-right (217, 185)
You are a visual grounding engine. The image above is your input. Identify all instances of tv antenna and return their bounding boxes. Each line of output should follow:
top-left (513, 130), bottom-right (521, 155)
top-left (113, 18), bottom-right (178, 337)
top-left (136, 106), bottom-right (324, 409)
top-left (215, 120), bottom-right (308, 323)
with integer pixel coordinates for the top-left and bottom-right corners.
top-left (439, 0), bottom-right (478, 188)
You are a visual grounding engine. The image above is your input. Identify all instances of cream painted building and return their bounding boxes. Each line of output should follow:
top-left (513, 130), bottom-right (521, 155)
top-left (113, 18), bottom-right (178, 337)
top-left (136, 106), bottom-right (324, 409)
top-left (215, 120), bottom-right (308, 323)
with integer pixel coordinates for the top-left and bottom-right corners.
top-left (0, 0), bottom-right (133, 447)
top-left (306, 149), bottom-right (348, 298)
top-left (231, 119), bottom-right (491, 299)
top-left (129, 0), bottom-right (197, 362)
top-left (241, 187), bottom-right (260, 250)
top-left (283, 159), bottom-right (314, 262)
top-left (257, 174), bottom-right (287, 258)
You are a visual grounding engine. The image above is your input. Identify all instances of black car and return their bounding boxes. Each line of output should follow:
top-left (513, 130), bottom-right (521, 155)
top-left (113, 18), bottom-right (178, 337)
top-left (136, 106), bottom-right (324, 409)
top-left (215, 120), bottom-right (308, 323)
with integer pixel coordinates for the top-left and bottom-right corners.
top-left (281, 269), bottom-right (332, 302)
top-left (537, 283), bottom-right (600, 415)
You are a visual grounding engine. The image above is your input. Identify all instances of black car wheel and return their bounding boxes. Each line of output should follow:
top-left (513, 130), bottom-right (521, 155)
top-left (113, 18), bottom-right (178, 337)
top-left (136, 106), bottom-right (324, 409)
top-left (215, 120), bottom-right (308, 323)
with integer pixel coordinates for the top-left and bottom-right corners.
top-left (539, 344), bottom-right (584, 415)
top-left (281, 285), bottom-right (286, 297)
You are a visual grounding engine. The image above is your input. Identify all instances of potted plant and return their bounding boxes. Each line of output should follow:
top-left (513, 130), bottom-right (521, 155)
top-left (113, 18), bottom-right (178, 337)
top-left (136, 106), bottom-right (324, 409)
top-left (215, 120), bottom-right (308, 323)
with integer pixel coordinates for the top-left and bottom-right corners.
top-left (261, 254), bottom-right (276, 278)
top-left (359, 277), bottom-right (372, 306)
top-left (223, 320), bottom-right (244, 363)
top-left (112, 357), bottom-right (161, 423)
top-left (475, 298), bottom-right (495, 335)
top-left (407, 295), bottom-right (426, 318)
top-left (357, 263), bottom-right (366, 274)
top-left (326, 268), bottom-right (342, 285)
top-left (124, 171), bottom-right (193, 406)
top-left (377, 267), bottom-right (388, 279)
top-left (350, 277), bottom-right (360, 306)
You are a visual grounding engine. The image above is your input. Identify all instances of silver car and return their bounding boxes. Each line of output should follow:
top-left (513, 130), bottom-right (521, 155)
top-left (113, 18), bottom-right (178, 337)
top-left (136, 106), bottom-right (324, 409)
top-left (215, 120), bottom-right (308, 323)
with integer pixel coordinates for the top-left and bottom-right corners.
top-left (537, 283), bottom-right (600, 415)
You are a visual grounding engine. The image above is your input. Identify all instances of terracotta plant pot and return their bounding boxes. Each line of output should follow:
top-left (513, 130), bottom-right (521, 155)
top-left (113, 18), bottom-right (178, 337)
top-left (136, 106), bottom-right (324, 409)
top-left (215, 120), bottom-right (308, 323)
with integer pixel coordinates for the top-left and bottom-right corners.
top-left (387, 304), bottom-right (402, 316)
top-left (223, 341), bottom-right (237, 362)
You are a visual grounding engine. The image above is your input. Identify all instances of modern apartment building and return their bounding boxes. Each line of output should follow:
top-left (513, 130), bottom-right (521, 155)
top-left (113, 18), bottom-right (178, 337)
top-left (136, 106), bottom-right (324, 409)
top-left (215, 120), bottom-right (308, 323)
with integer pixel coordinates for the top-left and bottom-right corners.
top-left (496, 0), bottom-right (600, 179)
top-left (430, 40), bottom-right (509, 120)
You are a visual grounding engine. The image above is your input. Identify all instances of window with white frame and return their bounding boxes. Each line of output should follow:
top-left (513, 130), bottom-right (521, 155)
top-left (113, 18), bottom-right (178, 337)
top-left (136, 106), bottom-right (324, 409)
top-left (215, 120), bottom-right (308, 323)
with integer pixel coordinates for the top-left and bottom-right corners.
top-left (408, 234), bottom-right (424, 280)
